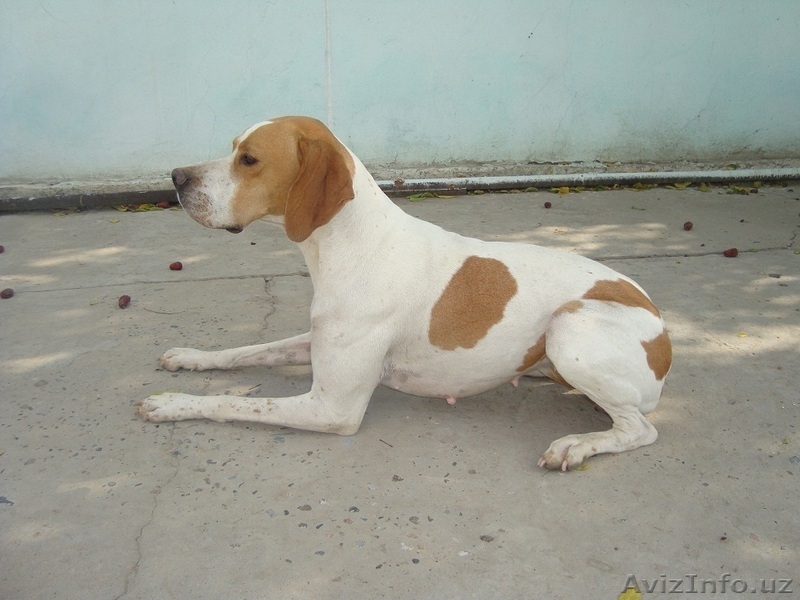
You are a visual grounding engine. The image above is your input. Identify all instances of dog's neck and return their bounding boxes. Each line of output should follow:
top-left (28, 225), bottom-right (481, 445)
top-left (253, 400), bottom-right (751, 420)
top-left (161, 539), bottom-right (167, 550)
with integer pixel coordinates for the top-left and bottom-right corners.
top-left (296, 151), bottom-right (406, 281)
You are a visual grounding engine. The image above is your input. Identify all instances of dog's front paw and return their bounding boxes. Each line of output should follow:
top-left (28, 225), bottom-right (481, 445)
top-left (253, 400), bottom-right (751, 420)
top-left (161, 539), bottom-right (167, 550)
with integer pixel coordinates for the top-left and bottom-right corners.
top-left (159, 348), bottom-right (210, 372)
top-left (138, 392), bottom-right (200, 422)
top-left (538, 435), bottom-right (594, 471)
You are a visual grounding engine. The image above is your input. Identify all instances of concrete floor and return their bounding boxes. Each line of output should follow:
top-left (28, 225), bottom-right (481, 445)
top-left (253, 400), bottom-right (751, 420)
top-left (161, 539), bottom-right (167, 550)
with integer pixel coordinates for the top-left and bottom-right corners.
top-left (1, 186), bottom-right (798, 599)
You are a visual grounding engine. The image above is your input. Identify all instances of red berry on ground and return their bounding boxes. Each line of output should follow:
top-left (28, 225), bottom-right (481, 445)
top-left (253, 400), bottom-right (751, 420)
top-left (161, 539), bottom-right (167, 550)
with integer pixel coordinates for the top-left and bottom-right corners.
top-left (1, 288), bottom-right (14, 299)
top-left (544, 202), bottom-right (552, 209)
top-left (723, 248), bottom-right (739, 258)
top-left (169, 261), bottom-right (183, 271)
top-left (683, 221), bottom-right (693, 231)
top-left (118, 294), bottom-right (131, 308)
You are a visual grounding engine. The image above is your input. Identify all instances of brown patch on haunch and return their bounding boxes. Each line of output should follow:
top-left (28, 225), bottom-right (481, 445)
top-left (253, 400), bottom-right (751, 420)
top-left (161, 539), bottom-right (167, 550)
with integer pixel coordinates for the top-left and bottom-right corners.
top-left (429, 256), bottom-right (518, 350)
top-left (582, 279), bottom-right (660, 317)
top-left (516, 334), bottom-right (546, 372)
top-left (554, 299), bottom-right (584, 316)
top-left (546, 369), bottom-right (574, 390)
top-left (641, 329), bottom-right (672, 381)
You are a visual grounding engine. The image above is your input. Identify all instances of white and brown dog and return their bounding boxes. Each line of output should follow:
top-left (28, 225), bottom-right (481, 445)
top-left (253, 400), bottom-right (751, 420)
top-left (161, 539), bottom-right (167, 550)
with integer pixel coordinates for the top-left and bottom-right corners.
top-left (139, 116), bottom-right (672, 471)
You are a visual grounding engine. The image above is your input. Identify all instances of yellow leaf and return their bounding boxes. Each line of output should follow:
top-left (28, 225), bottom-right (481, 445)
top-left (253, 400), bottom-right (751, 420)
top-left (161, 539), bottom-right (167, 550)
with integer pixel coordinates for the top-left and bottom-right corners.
top-left (134, 203), bottom-right (162, 211)
top-left (408, 192), bottom-right (436, 201)
top-left (618, 587), bottom-right (642, 600)
top-left (673, 181), bottom-right (692, 189)
top-left (109, 218), bottom-right (120, 223)
top-left (737, 332), bottom-right (747, 338)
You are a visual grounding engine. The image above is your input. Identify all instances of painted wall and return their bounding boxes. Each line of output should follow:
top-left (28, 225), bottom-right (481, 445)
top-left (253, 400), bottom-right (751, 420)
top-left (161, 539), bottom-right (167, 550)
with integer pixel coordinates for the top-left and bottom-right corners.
top-left (1, 1), bottom-right (798, 181)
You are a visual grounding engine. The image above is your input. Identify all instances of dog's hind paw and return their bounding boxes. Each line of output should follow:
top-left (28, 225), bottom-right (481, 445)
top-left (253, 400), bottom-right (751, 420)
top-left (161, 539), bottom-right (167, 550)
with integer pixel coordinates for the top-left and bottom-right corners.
top-left (538, 435), bottom-right (595, 471)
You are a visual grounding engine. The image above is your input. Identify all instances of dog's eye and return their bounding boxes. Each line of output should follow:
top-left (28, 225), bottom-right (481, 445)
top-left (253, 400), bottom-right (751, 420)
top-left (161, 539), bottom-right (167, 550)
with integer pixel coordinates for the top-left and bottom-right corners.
top-left (240, 154), bottom-right (258, 166)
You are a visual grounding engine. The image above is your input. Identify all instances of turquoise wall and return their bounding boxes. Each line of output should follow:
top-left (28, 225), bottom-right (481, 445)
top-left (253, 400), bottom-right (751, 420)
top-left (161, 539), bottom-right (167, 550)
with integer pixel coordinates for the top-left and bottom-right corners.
top-left (1, 1), bottom-right (798, 180)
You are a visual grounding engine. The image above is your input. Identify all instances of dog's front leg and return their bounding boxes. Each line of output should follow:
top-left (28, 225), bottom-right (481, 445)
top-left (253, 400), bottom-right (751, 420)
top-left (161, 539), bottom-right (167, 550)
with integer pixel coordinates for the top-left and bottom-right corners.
top-left (158, 332), bottom-right (311, 372)
top-left (140, 333), bottom-right (386, 435)
top-left (138, 389), bottom-right (366, 435)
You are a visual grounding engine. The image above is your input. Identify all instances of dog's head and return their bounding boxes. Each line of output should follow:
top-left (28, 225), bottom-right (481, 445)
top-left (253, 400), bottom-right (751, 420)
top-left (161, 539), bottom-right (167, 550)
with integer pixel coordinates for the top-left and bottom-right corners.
top-left (171, 116), bottom-right (355, 242)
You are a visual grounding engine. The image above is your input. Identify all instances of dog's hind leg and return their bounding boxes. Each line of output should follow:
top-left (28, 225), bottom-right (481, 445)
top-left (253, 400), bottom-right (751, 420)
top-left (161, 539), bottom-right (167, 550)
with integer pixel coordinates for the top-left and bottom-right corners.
top-left (536, 300), bottom-right (668, 471)
top-left (537, 380), bottom-right (658, 471)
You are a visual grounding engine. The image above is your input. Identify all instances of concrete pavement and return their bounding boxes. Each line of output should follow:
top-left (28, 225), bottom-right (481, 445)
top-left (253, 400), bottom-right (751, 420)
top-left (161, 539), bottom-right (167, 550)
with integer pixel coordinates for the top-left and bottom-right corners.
top-left (1, 185), bottom-right (798, 599)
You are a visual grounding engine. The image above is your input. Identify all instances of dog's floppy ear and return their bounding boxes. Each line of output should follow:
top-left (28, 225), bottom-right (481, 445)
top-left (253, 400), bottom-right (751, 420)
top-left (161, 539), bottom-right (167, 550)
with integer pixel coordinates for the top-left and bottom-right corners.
top-left (284, 135), bottom-right (355, 243)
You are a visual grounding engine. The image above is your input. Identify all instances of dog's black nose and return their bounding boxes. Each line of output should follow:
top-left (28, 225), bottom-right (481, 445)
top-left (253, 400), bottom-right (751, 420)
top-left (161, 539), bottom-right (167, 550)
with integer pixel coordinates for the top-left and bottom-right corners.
top-left (171, 168), bottom-right (189, 188)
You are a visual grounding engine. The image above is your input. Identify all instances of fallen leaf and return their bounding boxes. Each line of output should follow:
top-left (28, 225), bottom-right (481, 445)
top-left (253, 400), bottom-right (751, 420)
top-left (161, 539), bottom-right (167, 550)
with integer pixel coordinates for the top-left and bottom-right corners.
top-left (408, 192), bottom-right (454, 201)
top-left (618, 587), bottom-right (642, 600)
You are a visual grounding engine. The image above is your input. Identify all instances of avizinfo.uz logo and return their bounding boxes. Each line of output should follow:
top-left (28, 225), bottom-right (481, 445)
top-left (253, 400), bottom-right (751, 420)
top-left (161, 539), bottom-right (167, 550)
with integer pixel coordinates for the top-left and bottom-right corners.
top-left (619, 573), bottom-right (794, 597)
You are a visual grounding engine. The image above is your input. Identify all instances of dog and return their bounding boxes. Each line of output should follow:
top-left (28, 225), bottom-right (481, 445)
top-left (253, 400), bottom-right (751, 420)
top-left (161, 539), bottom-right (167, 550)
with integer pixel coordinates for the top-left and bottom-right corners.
top-left (139, 116), bottom-right (672, 471)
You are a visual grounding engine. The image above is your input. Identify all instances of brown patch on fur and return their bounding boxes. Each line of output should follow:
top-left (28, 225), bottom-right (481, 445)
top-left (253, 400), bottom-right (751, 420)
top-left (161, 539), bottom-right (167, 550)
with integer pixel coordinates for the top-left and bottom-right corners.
top-left (516, 334), bottom-right (546, 372)
top-left (582, 279), bottom-right (660, 317)
top-left (429, 256), bottom-right (518, 350)
top-left (641, 329), bottom-right (672, 381)
top-left (554, 300), bottom-right (584, 316)
top-left (546, 369), bottom-right (574, 390)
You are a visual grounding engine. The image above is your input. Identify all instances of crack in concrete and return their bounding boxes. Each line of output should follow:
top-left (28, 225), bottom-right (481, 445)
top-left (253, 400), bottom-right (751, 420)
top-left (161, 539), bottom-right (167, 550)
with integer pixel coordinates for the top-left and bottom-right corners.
top-left (262, 276), bottom-right (278, 325)
top-left (114, 425), bottom-right (180, 600)
top-left (19, 271), bottom-right (311, 294)
top-left (596, 245), bottom-right (796, 262)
